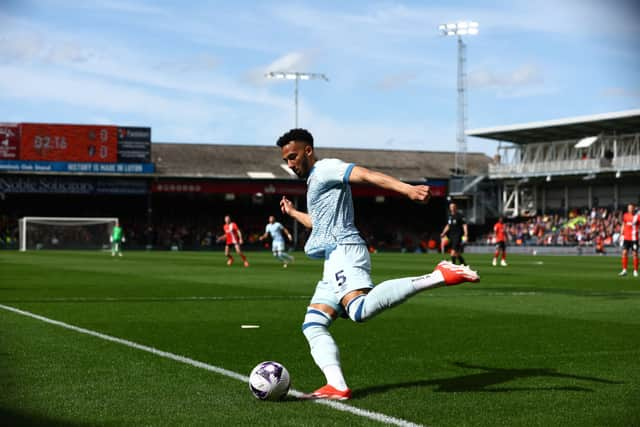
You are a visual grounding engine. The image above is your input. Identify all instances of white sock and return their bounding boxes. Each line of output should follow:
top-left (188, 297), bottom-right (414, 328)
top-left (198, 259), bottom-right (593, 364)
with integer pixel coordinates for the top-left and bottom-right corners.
top-left (323, 364), bottom-right (348, 391)
top-left (410, 270), bottom-right (445, 291)
top-left (346, 271), bottom-right (446, 322)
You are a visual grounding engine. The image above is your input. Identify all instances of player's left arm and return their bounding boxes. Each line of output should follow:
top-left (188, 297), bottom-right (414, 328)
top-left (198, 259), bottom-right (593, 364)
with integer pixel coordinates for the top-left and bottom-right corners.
top-left (281, 196), bottom-right (312, 228)
top-left (463, 223), bottom-right (469, 242)
top-left (348, 166), bottom-right (430, 202)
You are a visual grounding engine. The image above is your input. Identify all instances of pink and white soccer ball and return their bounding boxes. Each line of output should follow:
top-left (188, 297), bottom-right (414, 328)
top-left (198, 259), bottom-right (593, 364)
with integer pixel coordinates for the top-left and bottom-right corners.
top-left (249, 361), bottom-right (290, 401)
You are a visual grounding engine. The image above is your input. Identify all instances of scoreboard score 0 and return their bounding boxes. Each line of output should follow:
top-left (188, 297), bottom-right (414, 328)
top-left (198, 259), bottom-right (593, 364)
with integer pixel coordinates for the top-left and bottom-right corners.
top-left (19, 123), bottom-right (118, 163)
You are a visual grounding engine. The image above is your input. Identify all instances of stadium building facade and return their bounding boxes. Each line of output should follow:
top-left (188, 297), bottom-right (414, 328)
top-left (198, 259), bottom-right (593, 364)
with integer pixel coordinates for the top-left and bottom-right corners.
top-left (466, 109), bottom-right (640, 218)
top-left (0, 123), bottom-right (491, 251)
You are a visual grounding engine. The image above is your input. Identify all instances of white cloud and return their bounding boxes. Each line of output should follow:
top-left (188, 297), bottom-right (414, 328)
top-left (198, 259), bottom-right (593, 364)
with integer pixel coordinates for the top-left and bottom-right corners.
top-left (0, 65), bottom-right (222, 121)
top-left (469, 64), bottom-right (544, 89)
top-left (0, 22), bottom-right (289, 110)
top-left (0, 30), bottom-right (93, 65)
top-left (265, 51), bottom-right (316, 72)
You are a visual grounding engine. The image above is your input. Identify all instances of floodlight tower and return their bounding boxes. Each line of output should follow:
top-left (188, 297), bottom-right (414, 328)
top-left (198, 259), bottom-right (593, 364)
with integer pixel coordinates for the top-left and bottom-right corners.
top-left (439, 21), bottom-right (479, 178)
top-left (265, 71), bottom-right (329, 128)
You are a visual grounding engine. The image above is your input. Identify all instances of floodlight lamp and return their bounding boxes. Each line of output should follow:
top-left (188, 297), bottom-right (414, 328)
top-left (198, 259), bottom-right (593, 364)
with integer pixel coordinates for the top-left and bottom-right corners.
top-left (446, 23), bottom-right (457, 29)
top-left (266, 72), bottom-right (287, 80)
top-left (457, 21), bottom-right (468, 29)
top-left (284, 73), bottom-right (297, 80)
top-left (447, 30), bottom-right (456, 36)
top-left (469, 21), bottom-right (479, 28)
top-left (299, 74), bottom-right (311, 80)
top-left (546, 175), bottom-right (552, 182)
top-left (458, 29), bottom-right (468, 35)
top-left (615, 171), bottom-right (621, 179)
top-left (438, 24), bottom-right (446, 31)
top-left (468, 28), bottom-right (479, 35)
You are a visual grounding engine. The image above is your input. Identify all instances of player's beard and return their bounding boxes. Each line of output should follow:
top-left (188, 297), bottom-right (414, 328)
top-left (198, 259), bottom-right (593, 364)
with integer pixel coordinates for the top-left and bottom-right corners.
top-left (295, 156), bottom-right (311, 178)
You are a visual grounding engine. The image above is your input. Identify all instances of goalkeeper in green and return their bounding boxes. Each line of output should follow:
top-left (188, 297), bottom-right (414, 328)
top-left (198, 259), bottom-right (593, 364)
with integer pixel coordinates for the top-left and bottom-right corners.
top-left (110, 221), bottom-right (125, 257)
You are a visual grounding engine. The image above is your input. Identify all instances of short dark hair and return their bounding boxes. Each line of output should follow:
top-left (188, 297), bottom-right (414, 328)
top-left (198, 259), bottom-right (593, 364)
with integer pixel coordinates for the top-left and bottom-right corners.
top-left (276, 128), bottom-right (314, 148)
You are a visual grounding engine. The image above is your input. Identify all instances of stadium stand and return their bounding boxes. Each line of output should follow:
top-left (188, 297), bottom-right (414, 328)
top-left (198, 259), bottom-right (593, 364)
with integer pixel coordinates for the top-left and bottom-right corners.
top-left (465, 109), bottom-right (640, 254)
top-left (0, 139), bottom-right (491, 251)
top-left (467, 109), bottom-right (640, 216)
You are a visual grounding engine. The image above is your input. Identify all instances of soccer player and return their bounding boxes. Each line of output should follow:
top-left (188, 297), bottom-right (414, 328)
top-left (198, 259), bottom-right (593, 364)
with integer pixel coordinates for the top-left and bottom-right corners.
top-left (110, 220), bottom-right (125, 257)
top-left (276, 128), bottom-right (479, 400)
top-left (619, 203), bottom-right (639, 277)
top-left (492, 216), bottom-right (508, 266)
top-left (259, 215), bottom-right (295, 267)
top-left (440, 202), bottom-right (469, 265)
top-left (217, 215), bottom-right (249, 267)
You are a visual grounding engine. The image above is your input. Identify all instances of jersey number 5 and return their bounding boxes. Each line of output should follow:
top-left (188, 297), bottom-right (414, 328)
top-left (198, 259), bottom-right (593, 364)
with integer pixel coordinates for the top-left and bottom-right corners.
top-left (335, 270), bottom-right (347, 288)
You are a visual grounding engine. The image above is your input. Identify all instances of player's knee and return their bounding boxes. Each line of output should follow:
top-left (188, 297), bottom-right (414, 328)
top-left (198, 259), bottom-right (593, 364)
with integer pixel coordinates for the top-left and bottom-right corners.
top-left (301, 307), bottom-right (333, 342)
top-left (345, 294), bottom-right (367, 323)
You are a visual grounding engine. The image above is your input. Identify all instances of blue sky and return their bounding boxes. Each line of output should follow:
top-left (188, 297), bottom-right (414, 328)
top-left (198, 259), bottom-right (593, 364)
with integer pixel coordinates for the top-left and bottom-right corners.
top-left (1, 0), bottom-right (639, 154)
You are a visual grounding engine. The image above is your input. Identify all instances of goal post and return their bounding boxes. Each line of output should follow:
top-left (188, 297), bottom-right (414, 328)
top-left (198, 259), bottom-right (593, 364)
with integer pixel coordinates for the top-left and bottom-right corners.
top-left (19, 217), bottom-right (119, 252)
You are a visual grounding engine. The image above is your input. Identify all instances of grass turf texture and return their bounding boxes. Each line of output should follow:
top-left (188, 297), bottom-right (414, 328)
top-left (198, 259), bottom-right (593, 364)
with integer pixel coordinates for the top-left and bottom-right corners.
top-left (0, 251), bottom-right (638, 426)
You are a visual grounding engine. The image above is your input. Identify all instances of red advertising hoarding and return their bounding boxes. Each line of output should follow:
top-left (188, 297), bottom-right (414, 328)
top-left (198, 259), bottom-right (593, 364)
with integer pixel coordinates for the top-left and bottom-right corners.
top-left (0, 124), bottom-right (20, 160)
top-left (19, 123), bottom-right (118, 163)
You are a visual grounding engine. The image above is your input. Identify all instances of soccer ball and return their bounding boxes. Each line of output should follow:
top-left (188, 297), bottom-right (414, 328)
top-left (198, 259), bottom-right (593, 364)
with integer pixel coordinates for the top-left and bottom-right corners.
top-left (249, 361), bottom-right (290, 401)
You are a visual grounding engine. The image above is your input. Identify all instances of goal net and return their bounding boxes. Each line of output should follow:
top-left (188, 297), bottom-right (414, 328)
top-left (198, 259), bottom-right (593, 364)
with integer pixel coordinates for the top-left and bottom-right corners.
top-left (19, 217), bottom-right (118, 251)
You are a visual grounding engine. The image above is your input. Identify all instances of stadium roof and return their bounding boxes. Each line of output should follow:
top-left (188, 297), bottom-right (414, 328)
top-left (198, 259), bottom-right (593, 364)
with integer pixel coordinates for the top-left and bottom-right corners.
top-left (152, 143), bottom-right (491, 181)
top-left (466, 109), bottom-right (640, 144)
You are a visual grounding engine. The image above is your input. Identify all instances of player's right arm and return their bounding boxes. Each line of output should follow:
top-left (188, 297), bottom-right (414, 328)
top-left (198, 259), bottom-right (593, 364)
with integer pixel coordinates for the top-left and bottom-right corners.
top-left (441, 224), bottom-right (449, 238)
top-left (280, 196), bottom-right (312, 228)
top-left (349, 166), bottom-right (430, 203)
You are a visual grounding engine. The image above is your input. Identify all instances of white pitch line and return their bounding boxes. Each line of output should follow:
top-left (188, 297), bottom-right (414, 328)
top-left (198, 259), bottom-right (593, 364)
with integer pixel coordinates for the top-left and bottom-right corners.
top-left (0, 303), bottom-right (425, 427)
top-left (0, 296), bottom-right (312, 303)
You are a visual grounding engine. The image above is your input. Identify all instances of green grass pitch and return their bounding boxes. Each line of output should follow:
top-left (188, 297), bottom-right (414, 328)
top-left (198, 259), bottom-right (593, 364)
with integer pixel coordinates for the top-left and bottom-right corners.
top-left (1, 250), bottom-right (638, 426)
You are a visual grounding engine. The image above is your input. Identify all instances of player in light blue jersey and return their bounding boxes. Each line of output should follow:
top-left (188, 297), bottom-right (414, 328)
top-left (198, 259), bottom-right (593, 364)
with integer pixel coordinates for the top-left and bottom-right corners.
top-left (259, 215), bottom-right (294, 267)
top-left (276, 128), bottom-right (480, 400)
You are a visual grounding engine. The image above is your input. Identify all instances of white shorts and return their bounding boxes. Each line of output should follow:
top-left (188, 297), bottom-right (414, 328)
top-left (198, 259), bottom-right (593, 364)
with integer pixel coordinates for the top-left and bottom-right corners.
top-left (309, 244), bottom-right (374, 311)
top-left (272, 241), bottom-right (285, 253)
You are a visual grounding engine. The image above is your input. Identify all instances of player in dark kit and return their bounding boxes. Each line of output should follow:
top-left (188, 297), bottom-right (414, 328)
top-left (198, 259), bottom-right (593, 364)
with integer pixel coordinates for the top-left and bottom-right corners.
top-left (440, 202), bottom-right (468, 265)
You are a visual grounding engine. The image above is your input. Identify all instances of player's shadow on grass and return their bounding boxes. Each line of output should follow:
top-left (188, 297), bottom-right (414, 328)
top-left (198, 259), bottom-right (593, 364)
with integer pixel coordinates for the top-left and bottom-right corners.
top-left (355, 361), bottom-right (623, 398)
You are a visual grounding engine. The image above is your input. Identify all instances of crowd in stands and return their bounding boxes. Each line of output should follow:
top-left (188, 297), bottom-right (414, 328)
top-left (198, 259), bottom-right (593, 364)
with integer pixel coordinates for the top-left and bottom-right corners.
top-left (0, 206), bottom-right (628, 252)
top-left (479, 207), bottom-right (624, 251)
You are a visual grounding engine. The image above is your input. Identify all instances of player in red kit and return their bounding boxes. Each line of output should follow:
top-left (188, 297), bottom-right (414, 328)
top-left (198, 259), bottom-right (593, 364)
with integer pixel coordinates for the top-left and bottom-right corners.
top-left (619, 203), bottom-right (639, 277)
top-left (492, 217), bottom-right (508, 267)
top-left (217, 215), bottom-right (249, 267)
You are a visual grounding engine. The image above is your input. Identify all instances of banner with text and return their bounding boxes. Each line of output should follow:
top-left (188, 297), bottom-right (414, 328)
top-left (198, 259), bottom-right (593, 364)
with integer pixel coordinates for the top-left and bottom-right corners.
top-left (0, 176), bottom-right (149, 195)
top-left (0, 160), bottom-right (154, 174)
